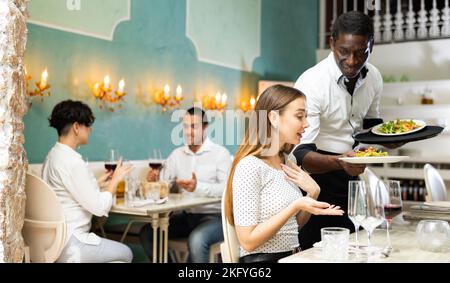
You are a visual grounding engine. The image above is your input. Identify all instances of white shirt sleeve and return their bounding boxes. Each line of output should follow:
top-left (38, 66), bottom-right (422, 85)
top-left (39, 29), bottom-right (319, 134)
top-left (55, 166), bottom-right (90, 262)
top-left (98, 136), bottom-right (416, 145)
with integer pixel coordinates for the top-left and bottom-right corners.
top-left (61, 161), bottom-right (113, 217)
top-left (161, 150), bottom-right (178, 185)
top-left (295, 78), bottom-right (322, 144)
top-left (232, 157), bottom-right (261, 227)
top-left (195, 149), bottom-right (232, 198)
top-left (365, 71), bottom-right (383, 119)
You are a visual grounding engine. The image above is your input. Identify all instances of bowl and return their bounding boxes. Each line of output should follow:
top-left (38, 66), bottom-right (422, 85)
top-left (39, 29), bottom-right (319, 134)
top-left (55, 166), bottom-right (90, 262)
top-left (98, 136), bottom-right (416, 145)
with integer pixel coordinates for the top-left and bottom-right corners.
top-left (416, 220), bottom-right (450, 252)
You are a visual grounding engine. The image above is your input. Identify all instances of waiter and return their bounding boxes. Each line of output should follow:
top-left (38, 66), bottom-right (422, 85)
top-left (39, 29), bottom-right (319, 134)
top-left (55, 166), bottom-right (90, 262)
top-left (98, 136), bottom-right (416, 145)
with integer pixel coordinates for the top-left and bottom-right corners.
top-left (293, 11), bottom-right (388, 249)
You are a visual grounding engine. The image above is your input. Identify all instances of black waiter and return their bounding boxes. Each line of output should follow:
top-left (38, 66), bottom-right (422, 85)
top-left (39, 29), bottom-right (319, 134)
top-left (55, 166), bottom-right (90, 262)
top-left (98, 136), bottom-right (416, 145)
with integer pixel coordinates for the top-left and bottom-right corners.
top-left (293, 11), bottom-right (397, 249)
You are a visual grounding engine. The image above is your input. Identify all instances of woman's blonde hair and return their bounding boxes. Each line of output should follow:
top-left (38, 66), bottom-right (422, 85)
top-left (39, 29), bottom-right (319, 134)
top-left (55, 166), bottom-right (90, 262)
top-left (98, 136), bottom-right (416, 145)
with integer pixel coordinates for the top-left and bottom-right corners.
top-left (224, 85), bottom-right (306, 226)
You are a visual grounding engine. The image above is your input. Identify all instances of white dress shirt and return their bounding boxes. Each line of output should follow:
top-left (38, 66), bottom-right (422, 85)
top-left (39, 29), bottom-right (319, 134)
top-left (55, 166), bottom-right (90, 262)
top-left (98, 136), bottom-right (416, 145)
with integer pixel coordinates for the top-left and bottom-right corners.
top-left (294, 52), bottom-right (383, 154)
top-left (42, 143), bottom-right (113, 246)
top-left (160, 138), bottom-right (232, 214)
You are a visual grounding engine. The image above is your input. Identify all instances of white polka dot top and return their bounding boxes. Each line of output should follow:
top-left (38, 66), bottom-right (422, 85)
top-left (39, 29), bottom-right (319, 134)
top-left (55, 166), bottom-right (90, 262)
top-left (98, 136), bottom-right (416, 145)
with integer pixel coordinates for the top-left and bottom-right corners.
top-left (232, 155), bottom-right (303, 257)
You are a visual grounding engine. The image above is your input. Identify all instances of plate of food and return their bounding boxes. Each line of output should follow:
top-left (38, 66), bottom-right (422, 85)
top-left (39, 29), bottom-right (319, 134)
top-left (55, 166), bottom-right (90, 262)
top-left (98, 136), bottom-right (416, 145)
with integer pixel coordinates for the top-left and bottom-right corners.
top-left (339, 147), bottom-right (409, 164)
top-left (371, 119), bottom-right (426, 136)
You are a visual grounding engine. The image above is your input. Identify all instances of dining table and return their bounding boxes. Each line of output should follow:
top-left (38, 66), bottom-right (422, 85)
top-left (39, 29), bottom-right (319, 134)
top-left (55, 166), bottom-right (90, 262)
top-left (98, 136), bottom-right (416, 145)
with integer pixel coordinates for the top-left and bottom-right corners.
top-left (109, 193), bottom-right (221, 263)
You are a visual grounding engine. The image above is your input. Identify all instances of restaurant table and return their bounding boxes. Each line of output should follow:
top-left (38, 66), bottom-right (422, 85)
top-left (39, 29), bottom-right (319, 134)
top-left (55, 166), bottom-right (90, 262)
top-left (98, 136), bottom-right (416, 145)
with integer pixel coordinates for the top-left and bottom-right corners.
top-left (279, 222), bottom-right (450, 263)
top-left (110, 193), bottom-right (221, 263)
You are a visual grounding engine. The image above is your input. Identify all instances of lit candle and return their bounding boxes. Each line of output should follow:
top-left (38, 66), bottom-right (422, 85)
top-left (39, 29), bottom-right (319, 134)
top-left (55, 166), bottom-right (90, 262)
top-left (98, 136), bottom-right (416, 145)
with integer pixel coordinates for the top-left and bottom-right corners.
top-left (163, 84), bottom-right (171, 100)
top-left (221, 93), bottom-right (228, 107)
top-left (175, 85), bottom-right (183, 100)
top-left (250, 96), bottom-right (256, 110)
top-left (215, 92), bottom-right (222, 106)
top-left (240, 100), bottom-right (249, 112)
top-left (39, 68), bottom-right (48, 89)
top-left (104, 75), bottom-right (110, 90)
top-left (93, 82), bottom-right (100, 97)
top-left (118, 79), bottom-right (125, 94)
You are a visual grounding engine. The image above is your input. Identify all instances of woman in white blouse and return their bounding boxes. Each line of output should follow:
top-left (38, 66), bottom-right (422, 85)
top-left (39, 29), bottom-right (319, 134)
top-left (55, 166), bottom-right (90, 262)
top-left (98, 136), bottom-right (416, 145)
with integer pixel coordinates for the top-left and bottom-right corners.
top-left (42, 100), bottom-right (133, 263)
top-left (224, 85), bottom-right (344, 263)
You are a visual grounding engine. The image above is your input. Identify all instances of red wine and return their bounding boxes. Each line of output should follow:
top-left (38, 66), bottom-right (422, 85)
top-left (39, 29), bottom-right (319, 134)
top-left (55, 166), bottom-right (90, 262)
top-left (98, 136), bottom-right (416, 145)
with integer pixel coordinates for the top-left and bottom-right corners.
top-left (384, 204), bottom-right (402, 220)
top-left (105, 163), bottom-right (117, 171)
top-left (149, 163), bottom-right (162, 170)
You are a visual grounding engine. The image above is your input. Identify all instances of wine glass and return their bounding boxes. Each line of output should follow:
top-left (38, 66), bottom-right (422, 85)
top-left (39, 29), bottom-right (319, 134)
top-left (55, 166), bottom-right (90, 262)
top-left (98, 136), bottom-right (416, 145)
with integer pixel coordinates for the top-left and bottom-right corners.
top-left (348, 181), bottom-right (366, 251)
top-left (105, 149), bottom-right (119, 172)
top-left (379, 180), bottom-right (403, 253)
top-left (359, 181), bottom-right (385, 251)
top-left (148, 149), bottom-right (164, 181)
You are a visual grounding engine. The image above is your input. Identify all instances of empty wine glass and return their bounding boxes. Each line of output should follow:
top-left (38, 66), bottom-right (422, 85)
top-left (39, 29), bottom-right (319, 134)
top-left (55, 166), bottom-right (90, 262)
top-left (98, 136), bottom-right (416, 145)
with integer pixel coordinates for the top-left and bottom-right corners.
top-left (348, 181), bottom-right (366, 251)
top-left (359, 181), bottom-right (385, 250)
top-left (379, 180), bottom-right (403, 253)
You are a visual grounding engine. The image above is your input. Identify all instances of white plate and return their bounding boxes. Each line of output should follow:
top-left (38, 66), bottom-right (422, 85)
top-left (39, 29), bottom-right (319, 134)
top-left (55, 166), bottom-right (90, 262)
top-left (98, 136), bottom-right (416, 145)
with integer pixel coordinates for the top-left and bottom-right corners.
top-left (371, 119), bottom-right (426, 136)
top-left (339, 156), bottom-right (409, 164)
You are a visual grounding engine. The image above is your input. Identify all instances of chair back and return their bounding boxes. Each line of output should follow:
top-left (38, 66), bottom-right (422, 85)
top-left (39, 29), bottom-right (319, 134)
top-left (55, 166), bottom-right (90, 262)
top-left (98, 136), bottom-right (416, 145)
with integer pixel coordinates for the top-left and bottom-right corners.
top-left (220, 189), bottom-right (240, 263)
top-left (23, 173), bottom-right (66, 263)
top-left (424, 164), bottom-right (448, 202)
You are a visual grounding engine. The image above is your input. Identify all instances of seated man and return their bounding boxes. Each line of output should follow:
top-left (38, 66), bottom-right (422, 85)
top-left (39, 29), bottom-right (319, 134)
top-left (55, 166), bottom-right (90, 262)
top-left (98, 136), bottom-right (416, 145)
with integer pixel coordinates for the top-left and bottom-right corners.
top-left (139, 107), bottom-right (232, 263)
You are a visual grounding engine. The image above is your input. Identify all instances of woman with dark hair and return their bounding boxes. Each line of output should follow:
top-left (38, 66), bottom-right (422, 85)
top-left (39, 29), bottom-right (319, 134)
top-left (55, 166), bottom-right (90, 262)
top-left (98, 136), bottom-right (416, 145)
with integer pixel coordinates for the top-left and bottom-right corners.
top-left (42, 100), bottom-right (133, 263)
top-left (224, 85), bottom-right (344, 263)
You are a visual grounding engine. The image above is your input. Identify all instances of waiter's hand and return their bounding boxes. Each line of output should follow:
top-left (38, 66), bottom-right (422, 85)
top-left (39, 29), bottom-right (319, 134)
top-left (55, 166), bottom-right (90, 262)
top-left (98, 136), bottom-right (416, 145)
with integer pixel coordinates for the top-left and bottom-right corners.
top-left (337, 151), bottom-right (366, 176)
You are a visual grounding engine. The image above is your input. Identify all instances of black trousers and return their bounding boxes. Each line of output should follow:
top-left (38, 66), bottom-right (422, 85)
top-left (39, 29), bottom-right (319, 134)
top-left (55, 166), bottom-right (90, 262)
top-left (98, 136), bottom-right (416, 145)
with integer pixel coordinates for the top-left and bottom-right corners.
top-left (239, 249), bottom-right (298, 263)
top-left (298, 169), bottom-right (357, 250)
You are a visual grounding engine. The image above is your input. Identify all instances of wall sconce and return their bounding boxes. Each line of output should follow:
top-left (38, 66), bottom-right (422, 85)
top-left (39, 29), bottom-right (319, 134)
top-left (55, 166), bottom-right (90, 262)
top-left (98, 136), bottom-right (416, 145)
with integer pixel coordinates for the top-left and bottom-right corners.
top-left (239, 96), bottom-right (256, 112)
top-left (153, 84), bottom-right (183, 112)
top-left (26, 67), bottom-right (51, 99)
top-left (91, 75), bottom-right (126, 111)
top-left (202, 92), bottom-right (227, 112)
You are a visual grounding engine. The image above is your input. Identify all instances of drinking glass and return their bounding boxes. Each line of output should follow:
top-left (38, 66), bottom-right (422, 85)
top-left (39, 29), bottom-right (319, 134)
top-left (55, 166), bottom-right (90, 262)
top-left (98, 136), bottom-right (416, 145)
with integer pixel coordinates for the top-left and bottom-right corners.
top-left (359, 181), bottom-right (385, 249)
top-left (379, 180), bottom-right (403, 253)
top-left (348, 181), bottom-right (366, 250)
top-left (321, 227), bottom-right (350, 261)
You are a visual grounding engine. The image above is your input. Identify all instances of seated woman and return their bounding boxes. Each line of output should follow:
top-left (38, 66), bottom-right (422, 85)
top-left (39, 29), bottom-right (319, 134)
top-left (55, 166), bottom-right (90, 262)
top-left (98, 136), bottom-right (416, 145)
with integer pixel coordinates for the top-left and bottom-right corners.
top-left (42, 100), bottom-right (133, 263)
top-left (224, 85), bottom-right (344, 263)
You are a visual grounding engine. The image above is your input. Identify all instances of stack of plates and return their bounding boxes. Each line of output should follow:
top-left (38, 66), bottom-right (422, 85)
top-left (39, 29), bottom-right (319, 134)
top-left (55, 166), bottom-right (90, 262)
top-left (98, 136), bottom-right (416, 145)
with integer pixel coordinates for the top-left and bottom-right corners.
top-left (410, 201), bottom-right (450, 214)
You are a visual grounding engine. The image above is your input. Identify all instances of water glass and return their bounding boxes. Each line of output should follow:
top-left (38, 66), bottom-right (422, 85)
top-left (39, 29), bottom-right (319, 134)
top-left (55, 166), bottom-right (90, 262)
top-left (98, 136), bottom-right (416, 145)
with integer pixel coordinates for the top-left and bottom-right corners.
top-left (416, 220), bottom-right (450, 252)
top-left (321, 227), bottom-right (350, 261)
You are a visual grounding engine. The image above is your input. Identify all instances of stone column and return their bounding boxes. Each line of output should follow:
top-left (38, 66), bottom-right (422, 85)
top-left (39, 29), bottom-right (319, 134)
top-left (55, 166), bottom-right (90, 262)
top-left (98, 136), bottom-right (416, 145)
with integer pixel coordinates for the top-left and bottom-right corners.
top-left (0, 0), bottom-right (28, 263)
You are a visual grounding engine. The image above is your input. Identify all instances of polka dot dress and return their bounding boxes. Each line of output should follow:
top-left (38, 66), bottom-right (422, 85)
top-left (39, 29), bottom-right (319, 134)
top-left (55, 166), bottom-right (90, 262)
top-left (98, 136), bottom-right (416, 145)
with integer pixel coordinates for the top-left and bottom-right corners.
top-left (233, 155), bottom-right (303, 256)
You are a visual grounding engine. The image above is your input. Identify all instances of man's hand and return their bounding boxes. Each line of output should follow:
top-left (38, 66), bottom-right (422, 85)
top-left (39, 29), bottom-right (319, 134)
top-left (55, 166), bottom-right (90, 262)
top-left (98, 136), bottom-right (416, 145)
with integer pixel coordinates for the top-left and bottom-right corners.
top-left (176, 173), bottom-right (197, 192)
top-left (337, 151), bottom-right (366, 176)
top-left (146, 169), bottom-right (160, 182)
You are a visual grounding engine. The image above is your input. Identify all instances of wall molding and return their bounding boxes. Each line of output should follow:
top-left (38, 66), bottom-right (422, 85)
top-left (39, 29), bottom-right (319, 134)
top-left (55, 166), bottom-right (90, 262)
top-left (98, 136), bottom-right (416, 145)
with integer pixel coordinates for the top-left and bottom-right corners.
top-left (185, 0), bottom-right (261, 72)
top-left (27, 0), bottom-right (131, 41)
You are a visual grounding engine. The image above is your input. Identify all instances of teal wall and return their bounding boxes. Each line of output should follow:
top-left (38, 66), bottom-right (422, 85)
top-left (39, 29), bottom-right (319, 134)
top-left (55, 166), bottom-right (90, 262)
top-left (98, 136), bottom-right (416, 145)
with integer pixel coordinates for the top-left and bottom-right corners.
top-left (24, 0), bottom-right (318, 163)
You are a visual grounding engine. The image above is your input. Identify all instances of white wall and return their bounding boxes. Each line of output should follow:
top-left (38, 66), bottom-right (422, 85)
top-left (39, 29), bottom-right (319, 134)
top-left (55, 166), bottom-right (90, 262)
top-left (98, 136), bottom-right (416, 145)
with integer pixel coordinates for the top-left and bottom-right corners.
top-left (316, 39), bottom-right (450, 81)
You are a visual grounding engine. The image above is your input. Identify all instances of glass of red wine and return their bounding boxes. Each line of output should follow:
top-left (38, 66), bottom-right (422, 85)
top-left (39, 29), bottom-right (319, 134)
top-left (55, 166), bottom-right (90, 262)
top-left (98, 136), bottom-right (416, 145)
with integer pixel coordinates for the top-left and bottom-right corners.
top-left (378, 180), bottom-right (403, 253)
top-left (105, 149), bottom-right (119, 172)
top-left (148, 149), bottom-right (164, 180)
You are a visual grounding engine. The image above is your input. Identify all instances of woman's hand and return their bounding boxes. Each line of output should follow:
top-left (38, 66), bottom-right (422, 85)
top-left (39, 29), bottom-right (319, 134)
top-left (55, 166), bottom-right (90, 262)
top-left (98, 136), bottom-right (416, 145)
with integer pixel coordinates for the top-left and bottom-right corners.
top-left (294, 196), bottom-right (344, 216)
top-left (97, 171), bottom-right (113, 189)
top-left (282, 160), bottom-right (320, 198)
top-left (111, 158), bottom-right (133, 184)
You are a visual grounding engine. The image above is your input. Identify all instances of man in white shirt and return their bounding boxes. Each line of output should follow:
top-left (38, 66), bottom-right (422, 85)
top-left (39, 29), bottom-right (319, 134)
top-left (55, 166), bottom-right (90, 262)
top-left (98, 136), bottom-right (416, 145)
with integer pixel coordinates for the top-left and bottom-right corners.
top-left (139, 107), bottom-right (232, 262)
top-left (42, 100), bottom-right (133, 263)
top-left (293, 11), bottom-right (400, 249)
